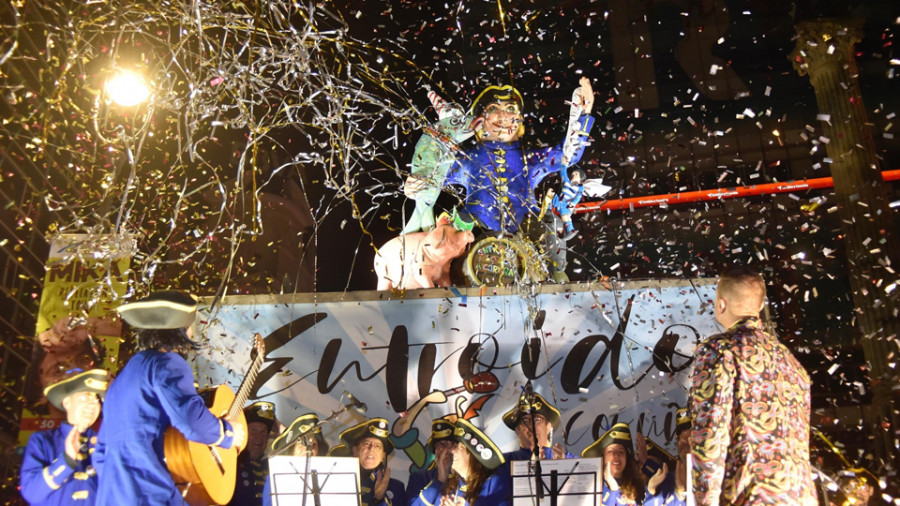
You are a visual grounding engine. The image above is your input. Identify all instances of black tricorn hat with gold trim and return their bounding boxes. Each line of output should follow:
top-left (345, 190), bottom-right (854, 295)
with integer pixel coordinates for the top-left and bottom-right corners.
top-left (470, 85), bottom-right (524, 117)
top-left (338, 417), bottom-right (394, 456)
top-left (502, 391), bottom-right (561, 429)
top-left (44, 369), bottom-right (109, 412)
top-left (675, 407), bottom-right (691, 435)
top-left (118, 291), bottom-right (197, 329)
top-left (453, 418), bottom-right (505, 471)
top-left (641, 437), bottom-right (677, 476)
top-left (244, 401), bottom-right (276, 431)
top-left (581, 422), bottom-right (633, 458)
top-left (272, 412), bottom-right (329, 455)
top-left (427, 418), bottom-right (456, 452)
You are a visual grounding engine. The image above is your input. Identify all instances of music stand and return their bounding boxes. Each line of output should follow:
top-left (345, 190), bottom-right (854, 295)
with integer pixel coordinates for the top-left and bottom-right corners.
top-left (268, 456), bottom-right (361, 506)
top-left (511, 458), bottom-right (603, 506)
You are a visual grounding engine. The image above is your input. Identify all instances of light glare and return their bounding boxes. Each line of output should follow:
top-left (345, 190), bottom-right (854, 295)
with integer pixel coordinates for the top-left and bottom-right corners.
top-left (106, 71), bottom-right (150, 106)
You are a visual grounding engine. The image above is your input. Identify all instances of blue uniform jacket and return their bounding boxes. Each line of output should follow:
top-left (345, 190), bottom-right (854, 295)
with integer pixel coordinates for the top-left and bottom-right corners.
top-left (444, 115), bottom-right (593, 232)
top-left (359, 468), bottom-right (406, 506)
top-left (228, 452), bottom-right (268, 506)
top-left (93, 350), bottom-right (235, 505)
top-left (20, 424), bottom-right (99, 505)
top-left (412, 466), bottom-right (511, 506)
top-left (405, 467), bottom-right (438, 506)
top-left (642, 470), bottom-right (685, 506)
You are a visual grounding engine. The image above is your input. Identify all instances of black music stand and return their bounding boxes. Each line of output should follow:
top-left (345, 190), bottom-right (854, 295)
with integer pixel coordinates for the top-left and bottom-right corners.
top-left (511, 458), bottom-right (603, 506)
top-left (268, 456), bottom-right (362, 506)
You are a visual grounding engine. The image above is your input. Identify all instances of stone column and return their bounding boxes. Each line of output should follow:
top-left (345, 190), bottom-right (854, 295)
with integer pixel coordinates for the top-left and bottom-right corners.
top-left (791, 18), bottom-right (900, 471)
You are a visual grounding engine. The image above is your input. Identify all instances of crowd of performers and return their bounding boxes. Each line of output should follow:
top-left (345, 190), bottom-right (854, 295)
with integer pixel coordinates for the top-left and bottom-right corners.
top-left (20, 266), bottom-right (878, 505)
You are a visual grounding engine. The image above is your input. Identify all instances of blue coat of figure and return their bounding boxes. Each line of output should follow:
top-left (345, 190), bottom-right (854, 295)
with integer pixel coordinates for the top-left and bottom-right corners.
top-left (93, 292), bottom-right (238, 506)
top-left (21, 424), bottom-right (100, 506)
top-left (93, 350), bottom-right (237, 505)
top-left (411, 418), bottom-right (510, 506)
top-left (442, 78), bottom-right (595, 234)
top-left (403, 91), bottom-right (475, 234)
top-left (20, 369), bottom-right (109, 506)
top-left (551, 168), bottom-right (586, 235)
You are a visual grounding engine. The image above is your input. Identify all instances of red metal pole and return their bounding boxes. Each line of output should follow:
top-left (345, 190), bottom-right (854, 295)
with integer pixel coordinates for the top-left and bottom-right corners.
top-left (575, 169), bottom-right (900, 213)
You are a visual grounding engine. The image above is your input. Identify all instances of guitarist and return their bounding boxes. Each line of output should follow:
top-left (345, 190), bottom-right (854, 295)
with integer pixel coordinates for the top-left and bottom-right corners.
top-left (93, 291), bottom-right (247, 505)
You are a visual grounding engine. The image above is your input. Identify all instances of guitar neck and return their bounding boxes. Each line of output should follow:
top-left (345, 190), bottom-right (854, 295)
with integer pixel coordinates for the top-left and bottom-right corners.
top-left (226, 339), bottom-right (265, 420)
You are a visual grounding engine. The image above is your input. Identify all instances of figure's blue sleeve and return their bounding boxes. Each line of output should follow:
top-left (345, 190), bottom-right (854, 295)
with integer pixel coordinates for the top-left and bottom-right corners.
top-left (528, 115), bottom-right (594, 190)
top-left (443, 157), bottom-right (471, 194)
top-left (153, 353), bottom-right (235, 448)
top-left (410, 479), bottom-right (442, 506)
top-left (377, 478), bottom-right (406, 506)
top-left (20, 429), bottom-right (75, 504)
top-left (478, 466), bottom-right (512, 506)
top-left (405, 470), bottom-right (433, 506)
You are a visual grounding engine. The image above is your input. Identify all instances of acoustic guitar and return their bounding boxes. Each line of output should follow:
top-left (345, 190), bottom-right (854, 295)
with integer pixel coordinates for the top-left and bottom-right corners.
top-left (164, 335), bottom-right (266, 505)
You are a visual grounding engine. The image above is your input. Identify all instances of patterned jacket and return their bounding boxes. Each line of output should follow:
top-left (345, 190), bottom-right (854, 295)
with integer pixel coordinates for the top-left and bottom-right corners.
top-left (690, 317), bottom-right (817, 505)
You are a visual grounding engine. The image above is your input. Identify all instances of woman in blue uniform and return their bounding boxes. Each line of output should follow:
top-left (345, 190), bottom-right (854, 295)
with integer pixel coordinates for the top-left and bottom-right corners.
top-left (20, 368), bottom-right (108, 505)
top-left (93, 291), bottom-right (246, 505)
top-left (581, 422), bottom-right (645, 506)
top-left (415, 418), bottom-right (510, 506)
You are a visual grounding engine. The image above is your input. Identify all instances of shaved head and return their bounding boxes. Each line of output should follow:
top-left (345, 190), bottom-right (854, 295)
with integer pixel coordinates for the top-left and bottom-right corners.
top-left (715, 266), bottom-right (766, 327)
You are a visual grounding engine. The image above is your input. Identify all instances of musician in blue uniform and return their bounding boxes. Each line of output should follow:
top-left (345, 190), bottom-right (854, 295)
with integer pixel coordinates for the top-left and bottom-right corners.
top-left (640, 407), bottom-right (690, 506)
top-left (93, 291), bottom-right (246, 505)
top-left (229, 401), bottom-right (277, 506)
top-left (441, 78), bottom-right (594, 281)
top-left (581, 422), bottom-right (646, 506)
top-left (501, 391), bottom-right (571, 462)
top-left (415, 417), bottom-right (510, 506)
top-left (333, 418), bottom-right (406, 506)
top-left (263, 412), bottom-right (329, 506)
top-left (639, 437), bottom-right (679, 506)
top-left (20, 368), bottom-right (108, 505)
top-left (406, 418), bottom-right (456, 505)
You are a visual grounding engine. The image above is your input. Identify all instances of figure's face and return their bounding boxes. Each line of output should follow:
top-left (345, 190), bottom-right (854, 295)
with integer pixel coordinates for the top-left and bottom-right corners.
top-left (433, 439), bottom-right (455, 462)
top-left (515, 413), bottom-right (551, 449)
top-left (62, 391), bottom-right (101, 430)
top-left (450, 442), bottom-right (472, 477)
top-left (479, 100), bottom-right (523, 142)
top-left (353, 437), bottom-right (386, 471)
top-left (603, 444), bottom-right (628, 479)
top-left (292, 436), bottom-right (320, 457)
top-left (246, 421), bottom-right (270, 460)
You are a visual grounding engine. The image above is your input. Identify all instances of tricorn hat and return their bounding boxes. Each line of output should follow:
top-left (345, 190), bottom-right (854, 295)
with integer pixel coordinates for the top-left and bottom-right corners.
top-left (453, 418), bottom-right (505, 471)
top-left (641, 437), bottom-right (677, 477)
top-left (244, 401), bottom-right (276, 431)
top-left (272, 413), bottom-right (329, 455)
top-left (581, 422), bottom-right (633, 458)
top-left (44, 369), bottom-right (109, 412)
top-left (338, 417), bottom-right (394, 456)
top-left (427, 418), bottom-right (456, 451)
top-left (675, 407), bottom-right (691, 435)
top-left (118, 291), bottom-right (197, 329)
top-left (502, 391), bottom-right (561, 429)
top-left (470, 85), bottom-right (524, 117)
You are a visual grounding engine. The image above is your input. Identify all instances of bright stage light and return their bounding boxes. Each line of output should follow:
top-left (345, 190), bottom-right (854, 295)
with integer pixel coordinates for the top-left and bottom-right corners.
top-left (106, 71), bottom-right (150, 106)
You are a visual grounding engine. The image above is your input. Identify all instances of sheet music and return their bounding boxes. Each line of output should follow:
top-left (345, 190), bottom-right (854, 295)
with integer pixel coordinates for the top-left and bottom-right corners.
top-left (268, 456), bottom-right (361, 506)
top-left (511, 458), bottom-right (603, 506)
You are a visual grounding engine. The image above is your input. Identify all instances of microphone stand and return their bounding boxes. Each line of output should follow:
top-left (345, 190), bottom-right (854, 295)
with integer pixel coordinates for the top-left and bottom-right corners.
top-left (525, 382), bottom-right (544, 502)
top-left (272, 397), bottom-right (362, 506)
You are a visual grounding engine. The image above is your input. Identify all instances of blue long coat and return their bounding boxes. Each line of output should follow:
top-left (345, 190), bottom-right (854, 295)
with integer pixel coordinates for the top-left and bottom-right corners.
top-left (444, 115), bottom-right (593, 233)
top-left (93, 350), bottom-right (236, 505)
top-left (20, 424), bottom-right (99, 505)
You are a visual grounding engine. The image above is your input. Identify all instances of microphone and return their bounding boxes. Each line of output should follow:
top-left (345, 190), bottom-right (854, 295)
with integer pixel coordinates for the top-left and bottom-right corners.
top-left (343, 391), bottom-right (368, 414)
top-left (524, 379), bottom-right (535, 403)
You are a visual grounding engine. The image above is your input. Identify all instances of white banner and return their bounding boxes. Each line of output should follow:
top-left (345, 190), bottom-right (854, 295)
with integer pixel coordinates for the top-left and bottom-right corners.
top-left (194, 279), bottom-right (718, 481)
